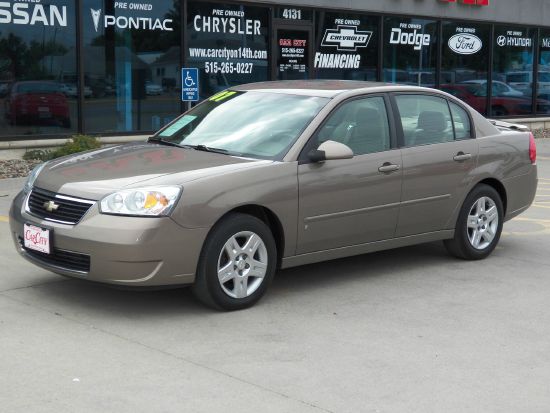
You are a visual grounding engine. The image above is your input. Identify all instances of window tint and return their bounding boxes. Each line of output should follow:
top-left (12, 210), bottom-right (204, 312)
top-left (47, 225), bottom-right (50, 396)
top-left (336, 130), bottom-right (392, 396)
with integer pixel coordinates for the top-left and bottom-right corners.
top-left (396, 95), bottom-right (454, 147)
top-left (317, 97), bottom-right (391, 155)
top-left (450, 102), bottom-right (471, 140)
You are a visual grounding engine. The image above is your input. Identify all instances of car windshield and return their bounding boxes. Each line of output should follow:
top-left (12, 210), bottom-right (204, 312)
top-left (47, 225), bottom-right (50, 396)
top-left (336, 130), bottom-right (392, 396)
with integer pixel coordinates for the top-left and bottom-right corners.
top-left (154, 91), bottom-right (329, 159)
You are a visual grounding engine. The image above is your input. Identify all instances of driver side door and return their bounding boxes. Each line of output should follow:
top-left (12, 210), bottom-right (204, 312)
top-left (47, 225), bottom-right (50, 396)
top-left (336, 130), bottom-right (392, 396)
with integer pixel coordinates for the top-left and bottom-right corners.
top-left (297, 95), bottom-right (403, 254)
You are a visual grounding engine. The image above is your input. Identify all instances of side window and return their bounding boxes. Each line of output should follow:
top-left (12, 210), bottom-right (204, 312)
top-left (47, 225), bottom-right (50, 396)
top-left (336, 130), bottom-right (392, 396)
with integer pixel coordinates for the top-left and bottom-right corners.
top-left (395, 95), bottom-right (454, 147)
top-left (317, 96), bottom-right (391, 155)
top-left (449, 102), bottom-right (471, 140)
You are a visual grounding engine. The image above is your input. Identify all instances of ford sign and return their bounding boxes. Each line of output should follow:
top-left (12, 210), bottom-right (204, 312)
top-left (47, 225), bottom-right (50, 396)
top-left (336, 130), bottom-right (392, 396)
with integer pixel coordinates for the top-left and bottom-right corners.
top-left (448, 34), bottom-right (482, 55)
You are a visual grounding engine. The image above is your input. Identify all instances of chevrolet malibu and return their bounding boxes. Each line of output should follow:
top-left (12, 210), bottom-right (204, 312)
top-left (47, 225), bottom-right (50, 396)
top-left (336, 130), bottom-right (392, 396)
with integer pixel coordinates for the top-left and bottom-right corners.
top-left (9, 81), bottom-right (538, 310)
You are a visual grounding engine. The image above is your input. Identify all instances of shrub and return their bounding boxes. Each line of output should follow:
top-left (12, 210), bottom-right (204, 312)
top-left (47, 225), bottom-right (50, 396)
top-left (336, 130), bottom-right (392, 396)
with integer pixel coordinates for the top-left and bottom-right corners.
top-left (23, 135), bottom-right (101, 162)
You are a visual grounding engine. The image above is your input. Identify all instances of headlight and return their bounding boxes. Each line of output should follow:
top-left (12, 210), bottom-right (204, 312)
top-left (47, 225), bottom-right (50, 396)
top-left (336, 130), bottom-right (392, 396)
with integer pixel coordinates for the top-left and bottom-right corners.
top-left (23, 162), bottom-right (47, 193)
top-left (99, 186), bottom-right (182, 216)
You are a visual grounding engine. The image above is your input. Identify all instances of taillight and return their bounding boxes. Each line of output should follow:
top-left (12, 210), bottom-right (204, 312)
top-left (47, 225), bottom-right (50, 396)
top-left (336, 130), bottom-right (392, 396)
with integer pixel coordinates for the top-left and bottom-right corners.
top-left (529, 132), bottom-right (537, 164)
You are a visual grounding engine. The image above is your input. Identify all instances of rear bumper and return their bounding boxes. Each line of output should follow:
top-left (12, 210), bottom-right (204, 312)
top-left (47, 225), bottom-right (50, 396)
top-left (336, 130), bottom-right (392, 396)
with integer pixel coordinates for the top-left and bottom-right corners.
top-left (9, 190), bottom-right (209, 287)
top-left (503, 165), bottom-right (538, 221)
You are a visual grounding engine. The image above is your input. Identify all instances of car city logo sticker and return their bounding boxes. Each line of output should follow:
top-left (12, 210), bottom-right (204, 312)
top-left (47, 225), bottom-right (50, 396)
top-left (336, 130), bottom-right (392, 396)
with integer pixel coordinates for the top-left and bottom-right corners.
top-left (91, 9), bottom-right (102, 32)
top-left (497, 35), bottom-right (507, 47)
top-left (448, 34), bottom-right (482, 54)
top-left (321, 25), bottom-right (372, 51)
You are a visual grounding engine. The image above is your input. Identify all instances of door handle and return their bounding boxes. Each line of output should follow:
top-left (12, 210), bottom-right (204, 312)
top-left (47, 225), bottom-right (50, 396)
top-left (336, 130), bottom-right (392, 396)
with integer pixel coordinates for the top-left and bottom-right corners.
top-left (453, 152), bottom-right (472, 162)
top-left (378, 163), bottom-right (400, 173)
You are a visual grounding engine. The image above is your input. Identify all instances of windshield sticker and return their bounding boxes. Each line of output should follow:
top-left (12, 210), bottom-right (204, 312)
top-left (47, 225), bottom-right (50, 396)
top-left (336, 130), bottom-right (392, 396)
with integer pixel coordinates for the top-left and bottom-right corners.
top-left (209, 90), bottom-right (237, 102)
top-left (159, 115), bottom-right (197, 136)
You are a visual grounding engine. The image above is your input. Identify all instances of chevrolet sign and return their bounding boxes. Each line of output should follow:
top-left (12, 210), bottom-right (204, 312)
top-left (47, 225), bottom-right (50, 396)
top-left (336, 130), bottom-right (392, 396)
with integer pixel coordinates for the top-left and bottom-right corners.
top-left (321, 25), bottom-right (372, 51)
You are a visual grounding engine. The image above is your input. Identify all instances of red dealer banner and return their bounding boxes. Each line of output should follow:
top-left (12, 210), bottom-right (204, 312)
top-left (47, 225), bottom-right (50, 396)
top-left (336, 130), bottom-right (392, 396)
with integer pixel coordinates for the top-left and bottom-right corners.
top-left (439, 0), bottom-right (490, 5)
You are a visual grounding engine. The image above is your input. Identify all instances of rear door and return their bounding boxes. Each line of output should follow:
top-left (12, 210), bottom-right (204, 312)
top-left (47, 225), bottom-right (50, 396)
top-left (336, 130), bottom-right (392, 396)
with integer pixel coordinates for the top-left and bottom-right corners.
top-left (297, 95), bottom-right (402, 254)
top-left (392, 93), bottom-right (479, 237)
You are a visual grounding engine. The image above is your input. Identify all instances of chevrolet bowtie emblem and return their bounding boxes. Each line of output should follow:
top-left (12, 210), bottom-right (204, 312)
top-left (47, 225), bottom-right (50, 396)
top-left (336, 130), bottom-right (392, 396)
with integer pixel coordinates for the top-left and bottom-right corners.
top-left (43, 200), bottom-right (59, 212)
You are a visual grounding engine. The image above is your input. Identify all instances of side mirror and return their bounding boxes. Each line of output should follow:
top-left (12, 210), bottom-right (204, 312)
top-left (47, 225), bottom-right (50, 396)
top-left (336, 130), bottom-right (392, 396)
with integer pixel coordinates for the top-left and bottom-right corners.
top-left (308, 140), bottom-right (354, 163)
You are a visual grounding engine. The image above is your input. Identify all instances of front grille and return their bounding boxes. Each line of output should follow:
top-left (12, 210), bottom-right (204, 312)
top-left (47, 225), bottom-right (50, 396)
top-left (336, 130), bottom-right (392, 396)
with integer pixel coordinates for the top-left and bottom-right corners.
top-left (26, 187), bottom-right (95, 225)
top-left (19, 238), bottom-right (90, 273)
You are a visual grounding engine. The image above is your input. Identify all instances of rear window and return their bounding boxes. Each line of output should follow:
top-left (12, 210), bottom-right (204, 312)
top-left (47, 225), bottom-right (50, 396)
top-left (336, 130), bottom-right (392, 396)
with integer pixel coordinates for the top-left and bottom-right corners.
top-left (395, 95), bottom-right (454, 147)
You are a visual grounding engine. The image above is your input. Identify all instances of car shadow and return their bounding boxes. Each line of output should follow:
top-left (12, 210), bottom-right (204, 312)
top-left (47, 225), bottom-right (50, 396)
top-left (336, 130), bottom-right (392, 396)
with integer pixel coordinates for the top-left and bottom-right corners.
top-left (23, 241), bottom-right (458, 317)
top-left (271, 241), bottom-right (453, 294)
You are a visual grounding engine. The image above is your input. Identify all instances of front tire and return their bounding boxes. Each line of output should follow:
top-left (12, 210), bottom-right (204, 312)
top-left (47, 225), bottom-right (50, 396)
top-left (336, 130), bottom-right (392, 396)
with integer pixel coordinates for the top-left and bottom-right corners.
top-left (444, 184), bottom-right (503, 260)
top-left (192, 213), bottom-right (277, 310)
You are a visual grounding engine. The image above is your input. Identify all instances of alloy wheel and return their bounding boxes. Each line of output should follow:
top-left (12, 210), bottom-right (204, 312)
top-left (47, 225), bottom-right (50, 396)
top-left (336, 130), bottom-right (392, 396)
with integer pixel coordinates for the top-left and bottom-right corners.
top-left (467, 196), bottom-right (499, 250)
top-left (217, 231), bottom-right (268, 299)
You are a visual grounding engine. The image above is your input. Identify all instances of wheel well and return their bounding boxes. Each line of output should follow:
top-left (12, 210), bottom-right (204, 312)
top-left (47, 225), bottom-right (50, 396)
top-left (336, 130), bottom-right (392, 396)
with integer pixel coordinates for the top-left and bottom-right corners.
top-left (226, 205), bottom-right (285, 268)
top-left (478, 178), bottom-right (507, 214)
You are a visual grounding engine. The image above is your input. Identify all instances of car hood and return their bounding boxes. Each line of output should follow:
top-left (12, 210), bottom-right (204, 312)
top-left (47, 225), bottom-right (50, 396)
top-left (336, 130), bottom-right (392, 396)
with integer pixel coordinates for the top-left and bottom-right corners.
top-left (34, 142), bottom-right (269, 199)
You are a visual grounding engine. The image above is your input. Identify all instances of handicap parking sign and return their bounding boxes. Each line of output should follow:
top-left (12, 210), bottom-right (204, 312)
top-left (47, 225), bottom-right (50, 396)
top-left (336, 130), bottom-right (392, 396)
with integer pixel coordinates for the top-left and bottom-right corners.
top-left (181, 68), bottom-right (199, 102)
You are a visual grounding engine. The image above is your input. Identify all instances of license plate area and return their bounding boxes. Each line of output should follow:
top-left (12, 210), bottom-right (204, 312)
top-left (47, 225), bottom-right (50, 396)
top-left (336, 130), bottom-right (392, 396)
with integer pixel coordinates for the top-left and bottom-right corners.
top-left (23, 224), bottom-right (51, 254)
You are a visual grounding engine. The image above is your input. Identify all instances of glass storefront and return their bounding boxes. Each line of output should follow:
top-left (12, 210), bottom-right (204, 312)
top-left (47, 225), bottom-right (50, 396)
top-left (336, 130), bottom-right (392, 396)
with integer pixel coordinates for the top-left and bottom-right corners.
top-left (314, 11), bottom-right (378, 81)
top-left (440, 21), bottom-right (490, 115)
top-left (383, 17), bottom-right (438, 87)
top-left (538, 30), bottom-right (550, 114)
top-left (82, 0), bottom-right (181, 133)
top-left (2, 0), bottom-right (550, 139)
top-left (492, 26), bottom-right (535, 116)
top-left (0, 0), bottom-right (77, 136)
top-left (186, 1), bottom-right (269, 97)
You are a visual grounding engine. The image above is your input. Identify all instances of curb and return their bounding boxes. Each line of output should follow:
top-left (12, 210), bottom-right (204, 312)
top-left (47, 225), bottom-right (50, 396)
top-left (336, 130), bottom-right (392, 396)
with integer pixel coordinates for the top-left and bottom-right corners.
top-left (0, 135), bottom-right (150, 150)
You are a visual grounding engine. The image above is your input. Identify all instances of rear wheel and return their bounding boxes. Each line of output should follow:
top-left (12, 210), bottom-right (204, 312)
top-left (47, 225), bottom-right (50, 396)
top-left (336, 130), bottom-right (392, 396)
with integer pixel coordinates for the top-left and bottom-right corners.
top-left (444, 184), bottom-right (503, 260)
top-left (192, 213), bottom-right (277, 310)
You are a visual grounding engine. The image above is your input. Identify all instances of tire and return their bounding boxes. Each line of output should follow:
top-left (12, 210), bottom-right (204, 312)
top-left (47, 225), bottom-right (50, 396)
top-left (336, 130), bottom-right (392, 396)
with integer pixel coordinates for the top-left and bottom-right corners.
top-left (444, 184), bottom-right (504, 260)
top-left (192, 213), bottom-right (277, 311)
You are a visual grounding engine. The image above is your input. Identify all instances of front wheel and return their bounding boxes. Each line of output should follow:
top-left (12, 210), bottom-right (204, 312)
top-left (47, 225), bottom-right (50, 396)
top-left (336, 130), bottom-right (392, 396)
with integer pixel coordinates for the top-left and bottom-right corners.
top-left (444, 184), bottom-right (504, 260)
top-left (192, 213), bottom-right (277, 310)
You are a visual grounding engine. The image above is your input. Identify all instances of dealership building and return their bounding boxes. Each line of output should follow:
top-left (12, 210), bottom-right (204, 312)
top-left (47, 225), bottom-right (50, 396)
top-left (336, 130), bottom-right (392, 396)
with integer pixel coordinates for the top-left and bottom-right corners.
top-left (1, 0), bottom-right (550, 141)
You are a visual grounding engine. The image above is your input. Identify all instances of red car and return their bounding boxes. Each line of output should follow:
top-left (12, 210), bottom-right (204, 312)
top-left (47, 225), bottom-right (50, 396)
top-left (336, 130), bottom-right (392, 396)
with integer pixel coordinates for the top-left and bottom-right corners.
top-left (440, 83), bottom-right (550, 116)
top-left (4, 81), bottom-right (71, 128)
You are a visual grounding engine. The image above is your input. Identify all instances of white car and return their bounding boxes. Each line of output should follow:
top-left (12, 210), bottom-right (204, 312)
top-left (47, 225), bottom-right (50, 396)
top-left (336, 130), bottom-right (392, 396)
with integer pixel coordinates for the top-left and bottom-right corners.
top-left (60, 84), bottom-right (92, 98)
top-left (146, 82), bottom-right (163, 96)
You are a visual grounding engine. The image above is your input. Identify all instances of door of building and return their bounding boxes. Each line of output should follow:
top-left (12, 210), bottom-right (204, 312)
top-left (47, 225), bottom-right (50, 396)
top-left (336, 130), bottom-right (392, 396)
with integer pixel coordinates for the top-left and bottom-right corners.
top-left (273, 25), bottom-right (312, 80)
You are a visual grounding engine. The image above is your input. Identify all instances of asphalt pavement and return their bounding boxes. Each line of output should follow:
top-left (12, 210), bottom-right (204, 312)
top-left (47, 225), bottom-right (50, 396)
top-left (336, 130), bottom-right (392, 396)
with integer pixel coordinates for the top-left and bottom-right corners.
top-left (1, 141), bottom-right (550, 412)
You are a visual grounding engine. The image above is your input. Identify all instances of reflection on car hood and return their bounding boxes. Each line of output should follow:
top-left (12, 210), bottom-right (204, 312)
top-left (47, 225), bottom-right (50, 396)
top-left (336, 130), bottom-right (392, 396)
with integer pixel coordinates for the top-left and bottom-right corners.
top-left (34, 142), bottom-right (269, 199)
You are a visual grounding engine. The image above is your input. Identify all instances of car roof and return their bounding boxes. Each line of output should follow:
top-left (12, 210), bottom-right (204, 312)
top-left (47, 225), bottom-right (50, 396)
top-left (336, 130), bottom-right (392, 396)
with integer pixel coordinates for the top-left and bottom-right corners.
top-left (232, 80), bottom-right (444, 98)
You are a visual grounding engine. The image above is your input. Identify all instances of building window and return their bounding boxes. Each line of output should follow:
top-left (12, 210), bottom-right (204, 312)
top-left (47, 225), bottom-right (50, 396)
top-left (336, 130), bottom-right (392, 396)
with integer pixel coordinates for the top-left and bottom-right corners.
top-left (187, 1), bottom-right (269, 99)
top-left (537, 30), bottom-right (550, 115)
top-left (492, 26), bottom-right (535, 116)
top-left (0, 0), bottom-right (77, 137)
top-left (440, 21), bottom-right (490, 115)
top-left (383, 17), bottom-right (437, 87)
top-left (314, 11), bottom-right (378, 81)
top-left (82, 0), bottom-right (181, 133)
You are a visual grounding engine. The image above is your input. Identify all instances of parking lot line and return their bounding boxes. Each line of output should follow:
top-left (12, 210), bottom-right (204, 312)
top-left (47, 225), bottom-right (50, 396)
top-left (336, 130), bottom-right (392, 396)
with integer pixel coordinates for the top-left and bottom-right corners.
top-left (0, 216), bottom-right (8, 223)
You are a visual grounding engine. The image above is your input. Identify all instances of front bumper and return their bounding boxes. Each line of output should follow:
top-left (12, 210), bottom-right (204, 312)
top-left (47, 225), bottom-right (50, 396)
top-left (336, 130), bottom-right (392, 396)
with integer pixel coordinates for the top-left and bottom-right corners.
top-left (9, 190), bottom-right (209, 287)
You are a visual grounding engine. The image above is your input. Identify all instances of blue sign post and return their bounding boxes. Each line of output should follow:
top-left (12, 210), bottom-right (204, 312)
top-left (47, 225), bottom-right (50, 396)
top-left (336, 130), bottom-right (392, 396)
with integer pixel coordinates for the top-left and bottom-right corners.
top-left (181, 68), bottom-right (199, 102)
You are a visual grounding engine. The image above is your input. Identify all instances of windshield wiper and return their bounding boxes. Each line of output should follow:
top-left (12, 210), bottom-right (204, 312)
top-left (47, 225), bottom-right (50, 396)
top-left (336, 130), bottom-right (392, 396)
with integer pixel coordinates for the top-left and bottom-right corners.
top-left (192, 144), bottom-right (231, 154)
top-left (148, 137), bottom-right (182, 147)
